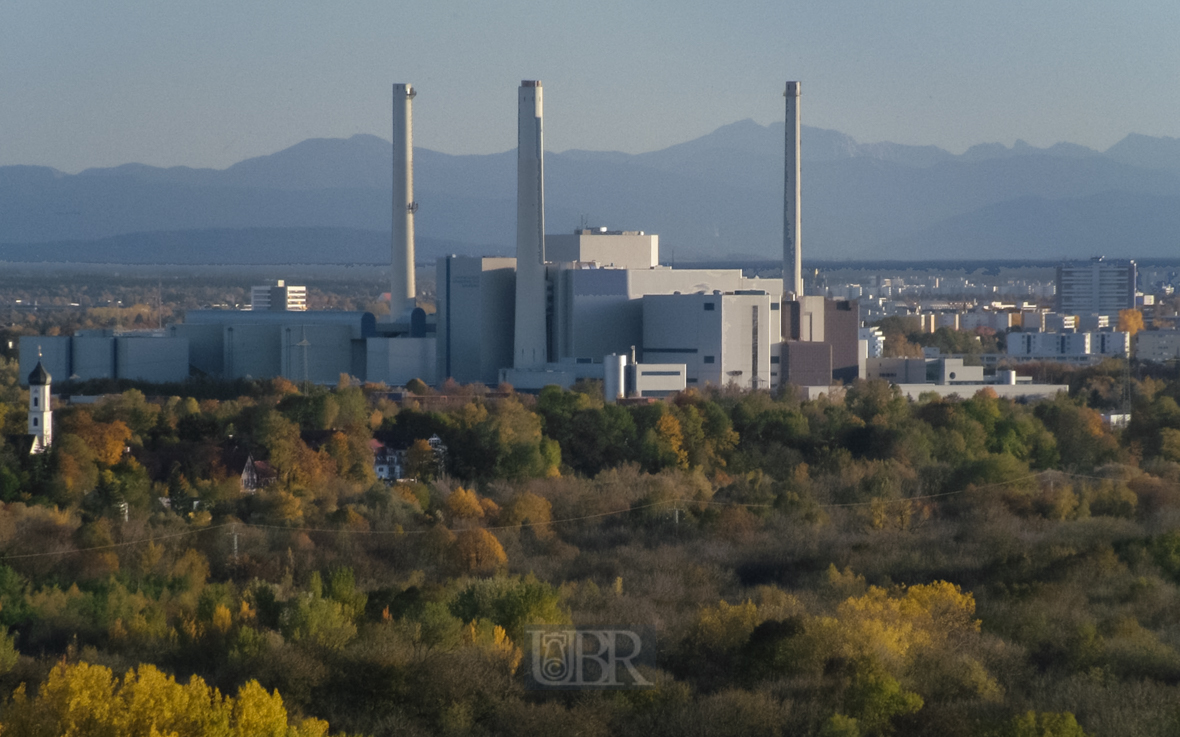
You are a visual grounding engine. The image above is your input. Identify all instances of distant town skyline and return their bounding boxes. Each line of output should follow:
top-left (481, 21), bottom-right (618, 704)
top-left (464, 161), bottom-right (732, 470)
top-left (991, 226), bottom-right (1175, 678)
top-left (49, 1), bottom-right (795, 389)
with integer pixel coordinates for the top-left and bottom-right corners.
top-left (4, 0), bottom-right (1179, 173)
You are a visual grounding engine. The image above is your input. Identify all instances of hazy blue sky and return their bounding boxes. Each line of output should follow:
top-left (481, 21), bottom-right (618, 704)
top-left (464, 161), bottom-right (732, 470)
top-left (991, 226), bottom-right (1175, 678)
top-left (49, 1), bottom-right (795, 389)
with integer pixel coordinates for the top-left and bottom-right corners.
top-left (4, 1), bottom-right (1179, 172)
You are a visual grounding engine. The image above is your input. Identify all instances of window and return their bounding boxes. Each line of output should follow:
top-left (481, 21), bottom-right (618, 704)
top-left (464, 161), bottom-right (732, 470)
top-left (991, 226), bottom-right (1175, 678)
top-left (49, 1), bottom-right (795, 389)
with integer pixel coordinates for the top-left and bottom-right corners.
top-left (770, 356), bottom-right (780, 364)
top-left (33, 396), bottom-right (38, 407)
top-left (641, 370), bottom-right (682, 376)
top-left (770, 302), bottom-right (780, 311)
top-left (703, 356), bottom-right (715, 364)
top-left (687, 377), bottom-right (698, 383)
top-left (32, 418), bottom-right (38, 427)
top-left (703, 303), bottom-right (715, 311)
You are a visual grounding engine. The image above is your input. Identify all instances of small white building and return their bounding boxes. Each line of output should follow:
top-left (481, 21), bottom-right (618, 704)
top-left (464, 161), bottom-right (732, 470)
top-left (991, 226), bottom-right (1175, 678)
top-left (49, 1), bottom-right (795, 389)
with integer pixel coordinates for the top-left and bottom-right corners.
top-left (251, 280), bottom-right (307, 312)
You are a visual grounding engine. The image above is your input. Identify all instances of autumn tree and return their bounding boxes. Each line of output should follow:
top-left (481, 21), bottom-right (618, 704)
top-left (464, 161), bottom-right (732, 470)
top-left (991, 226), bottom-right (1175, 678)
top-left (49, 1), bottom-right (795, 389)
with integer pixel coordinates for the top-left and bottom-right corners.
top-left (1, 661), bottom-right (330, 737)
top-left (453, 528), bottom-right (508, 575)
top-left (1117, 308), bottom-right (1145, 337)
top-left (406, 438), bottom-right (440, 481)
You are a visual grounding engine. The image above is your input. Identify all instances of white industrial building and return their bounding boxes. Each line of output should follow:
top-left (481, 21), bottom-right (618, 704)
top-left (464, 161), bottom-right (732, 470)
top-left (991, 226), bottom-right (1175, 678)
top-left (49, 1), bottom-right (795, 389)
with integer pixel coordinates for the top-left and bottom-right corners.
top-left (1007, 331), bottom-right (1129, 359)
top-left (865, 357), bottom-right (1067, 401)
top-left (642, 291), bottom-right (776, 390)
top-left (546, 228), bottom-right (658, 268)
top-left (433, 78), bottom-right (858, 396)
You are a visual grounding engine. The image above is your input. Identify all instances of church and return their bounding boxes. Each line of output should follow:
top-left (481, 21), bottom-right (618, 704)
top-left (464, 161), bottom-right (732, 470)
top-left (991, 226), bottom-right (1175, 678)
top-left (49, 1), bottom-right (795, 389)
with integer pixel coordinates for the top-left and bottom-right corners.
top-left (25, 359), bottom-right (53, 455)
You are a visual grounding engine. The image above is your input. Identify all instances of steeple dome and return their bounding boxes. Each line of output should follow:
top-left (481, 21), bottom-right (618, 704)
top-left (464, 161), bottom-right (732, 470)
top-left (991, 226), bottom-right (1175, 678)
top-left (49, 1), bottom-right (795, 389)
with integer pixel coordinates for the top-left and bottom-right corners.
top-left (28, 361), bottom-right (51, 386)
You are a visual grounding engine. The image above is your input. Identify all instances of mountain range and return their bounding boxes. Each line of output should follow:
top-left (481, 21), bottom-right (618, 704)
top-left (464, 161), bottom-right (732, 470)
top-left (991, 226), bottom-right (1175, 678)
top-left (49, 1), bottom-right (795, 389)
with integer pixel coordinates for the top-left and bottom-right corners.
top-left (2, 122), bottom-right (1179, 264)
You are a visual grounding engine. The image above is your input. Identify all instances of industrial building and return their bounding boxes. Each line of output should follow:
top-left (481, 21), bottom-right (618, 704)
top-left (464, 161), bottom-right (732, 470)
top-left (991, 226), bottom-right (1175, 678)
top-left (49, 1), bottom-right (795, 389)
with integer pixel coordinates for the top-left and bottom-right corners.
top-left (865, 357), bottom-right (1068, 401)
top-left (436, 79), bottom-right (858, 396)
top-left (20, 79), bottom-right (860, 397)
top-left (1007, 331), bottom-right (1130, 359)
top-left (19, 331), bottom-right (190, 385)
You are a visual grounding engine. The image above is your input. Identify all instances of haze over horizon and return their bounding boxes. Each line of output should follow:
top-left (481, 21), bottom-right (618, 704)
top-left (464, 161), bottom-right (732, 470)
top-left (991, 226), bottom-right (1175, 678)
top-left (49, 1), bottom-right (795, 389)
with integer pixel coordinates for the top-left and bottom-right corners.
top-left (4, 1), bottom-right (1180, 173)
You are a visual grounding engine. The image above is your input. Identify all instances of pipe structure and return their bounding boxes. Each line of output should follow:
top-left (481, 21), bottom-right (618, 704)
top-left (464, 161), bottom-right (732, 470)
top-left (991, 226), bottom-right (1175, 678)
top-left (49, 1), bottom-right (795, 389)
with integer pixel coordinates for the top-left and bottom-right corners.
top-left (513, 80), bottom-right (548, 368)
top-left (392, 83), bottom-right (417, 316)
top-left (784, 81), bottom-right (803, 298)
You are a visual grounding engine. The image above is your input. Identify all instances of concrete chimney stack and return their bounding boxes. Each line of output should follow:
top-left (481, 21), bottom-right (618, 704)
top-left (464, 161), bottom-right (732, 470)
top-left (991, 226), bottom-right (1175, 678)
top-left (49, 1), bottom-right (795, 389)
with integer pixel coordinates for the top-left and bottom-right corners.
top-left (784, 81), bottom-right (803, 298)
top-left (392, 83), bottom-right (417, 316)
top-left (513, 80), bottom-right (548, 368)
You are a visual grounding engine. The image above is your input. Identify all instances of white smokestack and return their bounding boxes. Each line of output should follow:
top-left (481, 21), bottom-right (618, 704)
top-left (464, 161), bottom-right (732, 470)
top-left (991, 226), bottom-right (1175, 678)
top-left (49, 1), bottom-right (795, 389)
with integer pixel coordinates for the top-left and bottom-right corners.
top-left (513, 80), bottom-right (548, 368)
top-left (784, 81), bottom-right (803, 298)
top-left (392, 83), bottom-right (417, 316)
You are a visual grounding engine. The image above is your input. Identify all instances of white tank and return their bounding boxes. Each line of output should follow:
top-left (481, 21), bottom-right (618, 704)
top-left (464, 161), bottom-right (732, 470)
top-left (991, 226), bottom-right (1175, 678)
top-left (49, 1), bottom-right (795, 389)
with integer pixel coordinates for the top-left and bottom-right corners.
top-left (604, 353), bottom-right (627, 403)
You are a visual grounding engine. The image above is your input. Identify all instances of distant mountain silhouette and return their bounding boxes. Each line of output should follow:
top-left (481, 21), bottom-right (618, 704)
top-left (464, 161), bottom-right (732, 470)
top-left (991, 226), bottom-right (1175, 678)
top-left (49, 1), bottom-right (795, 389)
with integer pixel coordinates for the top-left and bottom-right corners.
top-left (4, 123), bottom-right (1180, 264)
top-left (0, 227), bottom-right (504, 265)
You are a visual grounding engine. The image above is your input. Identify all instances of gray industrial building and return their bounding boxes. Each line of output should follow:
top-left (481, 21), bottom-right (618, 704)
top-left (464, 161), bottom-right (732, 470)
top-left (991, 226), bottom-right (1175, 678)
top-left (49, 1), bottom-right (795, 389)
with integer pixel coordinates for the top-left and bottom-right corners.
top-left (435, 256), bottom-right (516, 386)
top-left (19, 331), bottom-right (190, 386)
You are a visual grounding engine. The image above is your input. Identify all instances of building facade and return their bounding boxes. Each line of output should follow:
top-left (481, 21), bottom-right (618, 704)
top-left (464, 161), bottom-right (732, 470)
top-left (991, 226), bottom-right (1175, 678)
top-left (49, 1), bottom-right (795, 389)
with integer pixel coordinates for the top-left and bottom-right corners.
top-left (1056, 258), bottom-right (1136, 316)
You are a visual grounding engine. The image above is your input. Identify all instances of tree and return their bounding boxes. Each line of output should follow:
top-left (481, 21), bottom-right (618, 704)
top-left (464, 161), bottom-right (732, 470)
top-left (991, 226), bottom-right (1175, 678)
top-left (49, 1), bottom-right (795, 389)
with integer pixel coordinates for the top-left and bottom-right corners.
top-left (449, 575), bottom-right (568, 639)
top-left (445, 487), bottom-right (485, 519)
top-left (406, 438), bottom-right (439, 480)
top-left (453, 528), bottom-right (507, 574)
top-left (1117, 309), bottom-right (1145, 337)
top-left (500, 491), bottom-right (553, 539)
top-left (1, 661), bottom-right (330, 737)
top-left (643, 411), bottom-right (688, 471)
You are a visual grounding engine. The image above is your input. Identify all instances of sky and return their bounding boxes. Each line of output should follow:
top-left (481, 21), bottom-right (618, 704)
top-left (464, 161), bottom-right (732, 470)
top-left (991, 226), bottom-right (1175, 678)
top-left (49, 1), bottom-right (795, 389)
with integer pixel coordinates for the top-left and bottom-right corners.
top-left (3, 1), bottom-right (1180, 173)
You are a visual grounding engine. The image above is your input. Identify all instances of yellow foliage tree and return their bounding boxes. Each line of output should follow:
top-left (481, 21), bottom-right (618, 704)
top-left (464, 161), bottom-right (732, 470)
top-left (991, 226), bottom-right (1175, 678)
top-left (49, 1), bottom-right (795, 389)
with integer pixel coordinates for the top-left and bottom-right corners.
top-left (690, 599), bottom-right (760, 653)
top-left (445, 487), bottom-right (485, 519)
top-left (1117, 308), bottom-right (1145, 337)
top-left (453, 528), bottom-right (508, 575)
top-left (1, 661), bottom-right (329, 737)
top-left (652, 412), bottom-right (689, 469)
top-left (501, 491), bottom-right (553, 540)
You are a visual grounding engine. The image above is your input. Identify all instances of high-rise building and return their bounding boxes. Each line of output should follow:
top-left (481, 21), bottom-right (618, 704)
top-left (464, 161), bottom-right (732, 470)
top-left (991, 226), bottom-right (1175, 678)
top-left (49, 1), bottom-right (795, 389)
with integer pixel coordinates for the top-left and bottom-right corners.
top-left (1056, 257), bottom-right (1136, 316)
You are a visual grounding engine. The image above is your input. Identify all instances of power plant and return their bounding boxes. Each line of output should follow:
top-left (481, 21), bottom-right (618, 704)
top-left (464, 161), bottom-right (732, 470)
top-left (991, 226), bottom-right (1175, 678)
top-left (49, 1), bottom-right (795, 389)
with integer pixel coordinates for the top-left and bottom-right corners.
top-left (21, 79), bottom-right (865, 398)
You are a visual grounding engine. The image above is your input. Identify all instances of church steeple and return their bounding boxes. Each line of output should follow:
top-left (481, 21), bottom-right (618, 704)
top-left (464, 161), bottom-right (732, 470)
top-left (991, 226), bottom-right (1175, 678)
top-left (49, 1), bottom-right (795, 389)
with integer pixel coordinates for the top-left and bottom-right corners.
top-left (27, 352), bottom-right (52, 454)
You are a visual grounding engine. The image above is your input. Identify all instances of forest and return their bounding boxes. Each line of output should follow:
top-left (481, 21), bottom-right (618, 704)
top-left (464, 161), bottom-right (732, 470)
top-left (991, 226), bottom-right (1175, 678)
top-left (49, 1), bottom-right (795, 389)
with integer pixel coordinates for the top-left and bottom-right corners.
top-left (0, 349), bottom-right (1179, 736)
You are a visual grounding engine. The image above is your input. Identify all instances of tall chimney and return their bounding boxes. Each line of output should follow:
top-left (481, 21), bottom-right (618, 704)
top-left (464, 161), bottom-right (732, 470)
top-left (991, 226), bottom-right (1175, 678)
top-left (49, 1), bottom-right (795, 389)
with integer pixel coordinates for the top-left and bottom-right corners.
top-left (784, 81), bottom-right (803, 298)
top-left (392, 83), bottom-right (417, 316)
top-left (513, 80), bottom-right (548, 368)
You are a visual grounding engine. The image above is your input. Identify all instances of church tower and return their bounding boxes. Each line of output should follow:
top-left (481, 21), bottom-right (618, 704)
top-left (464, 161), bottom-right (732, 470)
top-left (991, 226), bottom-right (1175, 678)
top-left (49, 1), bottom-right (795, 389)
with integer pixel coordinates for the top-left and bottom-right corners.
top-left (27, 359), bottom-right (52, 454)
